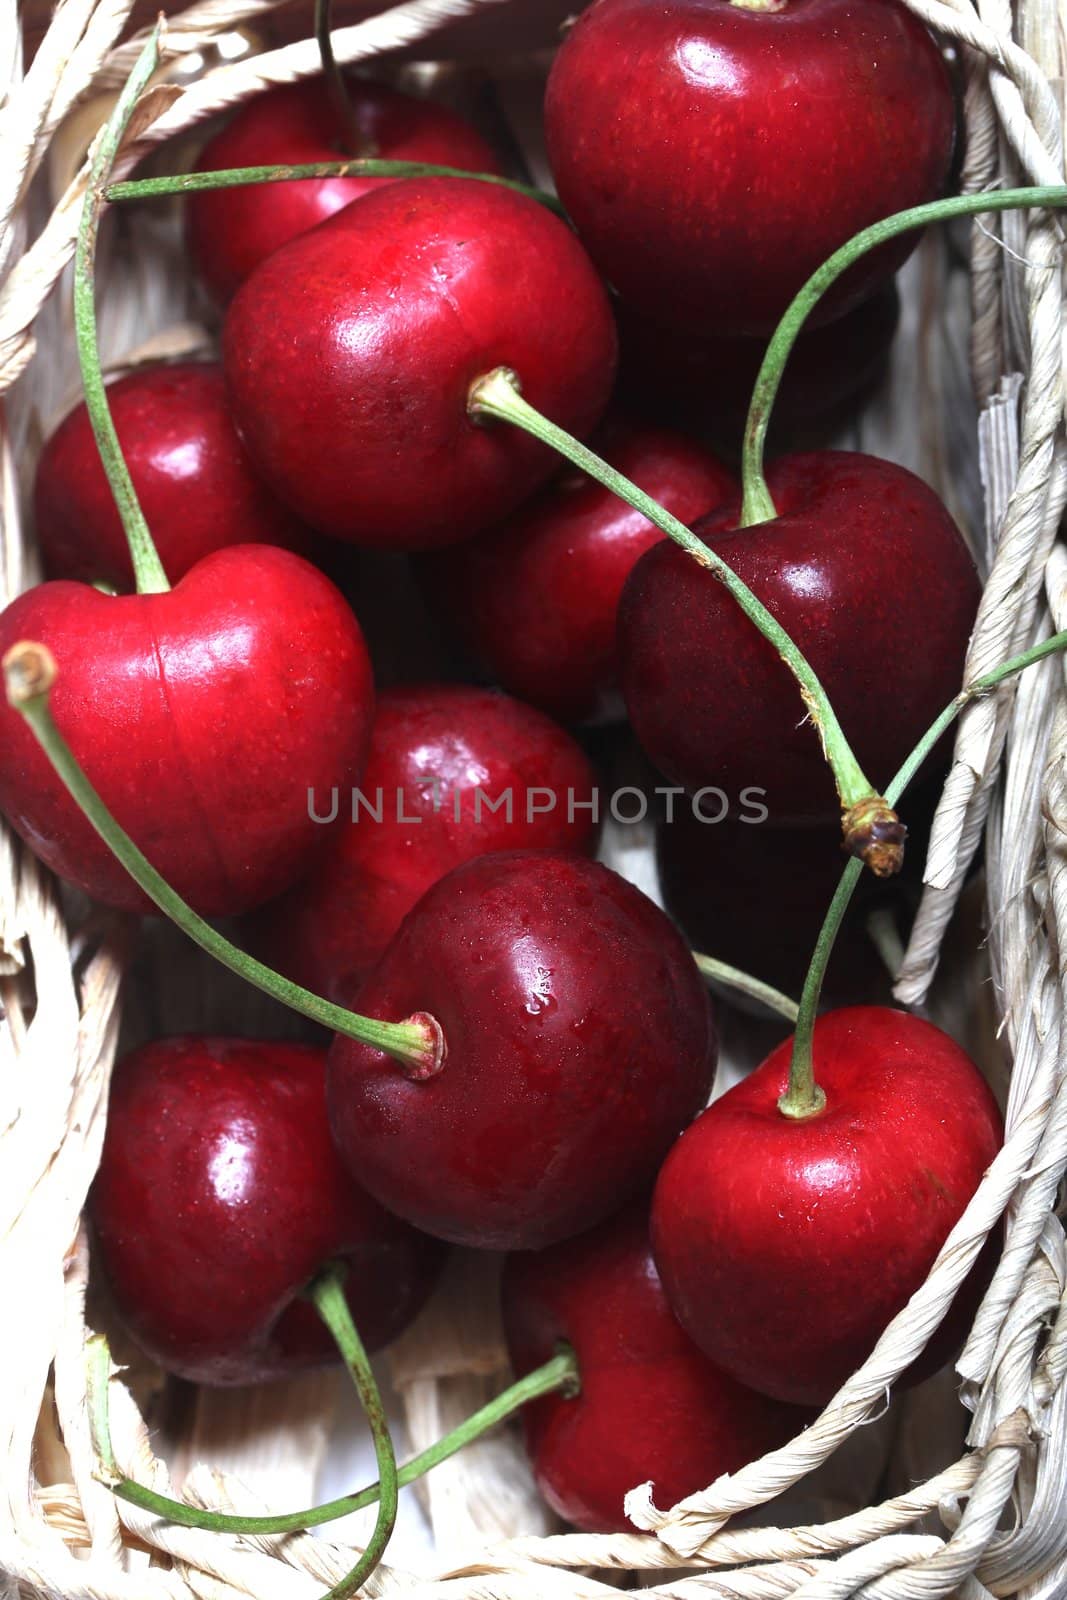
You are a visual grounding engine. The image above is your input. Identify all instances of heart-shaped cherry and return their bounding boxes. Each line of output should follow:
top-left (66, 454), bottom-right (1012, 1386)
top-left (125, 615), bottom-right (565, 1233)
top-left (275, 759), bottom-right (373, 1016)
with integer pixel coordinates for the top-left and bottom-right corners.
top-left (617, 451), bottom-right (980, 824)
top-left (34, 362), bottom-right (310, 590)
top-left (223, 177), bottom-right (617, 548)
top-left (0, 546), bottom-right (373, 915)
top-left (545, 0), bottom-right (955, 336)
top-left (187, 76), bottom-right (502, 304)
top-left (89, 1036), bottom-right (445, 1385)
top-left (248, 684), bottom-right (599, 999)
top-left (421, 420), bottom-right (734, 724)
top-left (616, 286), bottom-right (900, 455)
top-left (650, 1006), bottom-right (1003, 1408)
top-left (327, 850), bottom-right (715, 1250)
top-left (503, 1204), bottom-right (810, 1531)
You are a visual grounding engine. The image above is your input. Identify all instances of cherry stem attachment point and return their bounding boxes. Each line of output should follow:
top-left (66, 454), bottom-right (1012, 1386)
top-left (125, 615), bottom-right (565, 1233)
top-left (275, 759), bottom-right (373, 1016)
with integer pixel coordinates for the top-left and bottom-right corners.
top-left (741, 185), bottom-right (1067, 529)
top-left (468, 366), bottom-right (895, 867)
top-left (86, 1332), bottom-right (578, 1537)
top-left (1, 641), bottom-right (442, 1076)
top-left (314, 0), bottom-right (370, 158)
top-left (693, 952), bottom-right (799, 1024)
top-left (74, 27), bottom-right (170, 597)
top-left (779, 625), bottom-right (1067, 1119)
top-left (105, 162), bottom-right (565, 216)
top-left (308, 1267), bottom-right (398, 1598)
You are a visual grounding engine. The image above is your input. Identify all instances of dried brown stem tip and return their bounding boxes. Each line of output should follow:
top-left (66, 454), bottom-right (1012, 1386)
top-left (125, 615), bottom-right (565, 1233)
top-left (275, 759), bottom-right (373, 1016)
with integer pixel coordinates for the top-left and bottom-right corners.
top-left (842, 795), bottom-right (907, 877)
top-left (3, 641), bottom-right (58, 709)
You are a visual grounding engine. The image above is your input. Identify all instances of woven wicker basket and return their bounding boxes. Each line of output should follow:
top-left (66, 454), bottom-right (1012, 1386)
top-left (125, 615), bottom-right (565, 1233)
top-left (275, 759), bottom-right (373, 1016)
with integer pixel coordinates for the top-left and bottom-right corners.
top-left (3, 1), bottom-right (1067, 1596)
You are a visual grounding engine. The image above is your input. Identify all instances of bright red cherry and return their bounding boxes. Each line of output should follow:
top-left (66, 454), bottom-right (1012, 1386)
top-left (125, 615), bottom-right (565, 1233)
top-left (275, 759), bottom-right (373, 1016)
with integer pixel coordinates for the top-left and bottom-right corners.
top-left (34, 362), bottom-right (309, 590)
top-left (327, 850), bottom-right (715, 1250)
top-left (545, 0), bottom-right (955, 336)
top-left (223, 177), bottom-right (618, 549)
top-left (187, 76), bottom-right (502, 304)
top-left (651, 1007), bottom-right (1003, 1407)
top-left (90, 1037), bottom-right (444, 1385)
top-left (0, 547), bottom-right (373, 915)
top-left (503, 1205), bottom-right (809, 1531)
top-left (617, 452), bottom-right (980, 824)
top-left (422, 421), bottom-right (734, 724)
top-left (248, 684), bottom-right (600, 999)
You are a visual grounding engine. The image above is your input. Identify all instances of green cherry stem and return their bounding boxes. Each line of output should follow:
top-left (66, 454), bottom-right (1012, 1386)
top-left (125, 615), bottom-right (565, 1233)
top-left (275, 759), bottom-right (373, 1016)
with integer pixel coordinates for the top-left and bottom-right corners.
top-left (86, 1333), bottom-right (578, 1537)
top-left (468, 366), bottom-right (900, 872)
top-left (741, 185), bottom-right (1067, 529)
top-left (778, 626), bottom-right (1067, 1119)
top-left (74, 27), bottom-right (170, 597)
top-left (105, 163), bottom-right (565, 215)
top-left (693, 952), bottom-right (799, 1024)
top-left (314, 0), bottom-right (369, 159)
top-left (1, 642), bottom-right (442, 1075)
top-left (308, 1268), bottom-right (398, 1598)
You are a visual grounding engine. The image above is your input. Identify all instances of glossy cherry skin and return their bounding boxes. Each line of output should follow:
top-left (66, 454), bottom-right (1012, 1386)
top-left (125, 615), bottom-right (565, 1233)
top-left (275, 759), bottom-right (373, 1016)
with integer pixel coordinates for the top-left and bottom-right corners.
top-left (617, 452), bottom-right (981, 824)
top-left (223, 177), bottom-right (618, 549)
top-left (327, 850), bottom-right (716, 1250)
top-left (616, 286), bottom-right (900, 455)
top-left (248, 684), bottom-right (600, 999)
top-left (0, 547), bottom-right (373, 915)
top-left (503, 1205), bottom-right (810, 1530)
top-left (34, 363), bottom-right (309, 590)
top-left (422, 421), bottom-right (734, 724)
top-left (546, 0), bottom-right (954, 338)
top-left (187, 77), bottom-right (501, 305)
top-left (651, 1007), bottom-right (1003, 1408)
top-left (90, 1038), bottom-right (444, 1385)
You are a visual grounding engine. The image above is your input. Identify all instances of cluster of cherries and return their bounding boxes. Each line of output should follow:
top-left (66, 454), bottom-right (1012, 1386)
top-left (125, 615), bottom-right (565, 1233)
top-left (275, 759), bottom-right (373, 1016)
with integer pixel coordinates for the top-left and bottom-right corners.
top-left (1, 0), bottom-right (1015, 1559)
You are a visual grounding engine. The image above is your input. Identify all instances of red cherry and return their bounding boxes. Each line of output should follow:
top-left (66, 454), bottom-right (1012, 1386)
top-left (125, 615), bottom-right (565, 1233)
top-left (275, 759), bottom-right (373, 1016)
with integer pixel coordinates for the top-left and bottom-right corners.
top-left (545, 0), bottom-right (955, 336)
top-left (616, 286), bottom-right (901, 453)
top-left (248, 684), bottom-right (600, 999)
top-left (89, 1037), bottom-right (444, 1385)
top-left (326, 850), bottom-right (715, 1250)
top-left (656, 810), bottom-right (892, 1001)
top-left (34, 362), bottom-right (310, 590)
top-left (617, 452), bottom-right (980, 823)
top-left (223, 177), bottom-right (618, 549)
top-left (187, 76), bottom-right (502, 305)
top-left (650, 1007), bottom-right (1003, 1408)
top-left (503, 1205), bottom-right (810, 1531)
top-left (0, 547), bottom-right (373, 915)
top-left (422, 421), bottom-right (734, 724)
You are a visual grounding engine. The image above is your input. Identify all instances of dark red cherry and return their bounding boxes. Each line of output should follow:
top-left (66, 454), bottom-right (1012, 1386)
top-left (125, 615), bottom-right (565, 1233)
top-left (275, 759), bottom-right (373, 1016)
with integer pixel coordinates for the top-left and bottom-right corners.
top-left (651, 1007), bottom-right (1003, 1407)
top-left (223, 177), bottom-right (617, 549)
top-left (656, 773), bottom-right (946, 1005)
top-left (618, 452), bottom-right (980, 824)
top-left (657, 810), bottom-right (890, 1001)
top-left (89, 1037), bottom-right (444, 1385)
top-left (248, 684), bottom-right (600, 999)
top-left (186, 76), bottom-right (502, 304)
top-left (326, 850), bottom-right (715, 1250)
top-left (503, 1205), bottom-right (810, 1531)
top-left (616, 285), bottom-right (901, 454)
top-left (0, 547), bottom-right (373, 915)
top-left (422, 421), bottom-right (734, 724)
top-left (34, 362), bottom-right (309, 590)
top-left (545, 0), bottom-right (955, 336)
